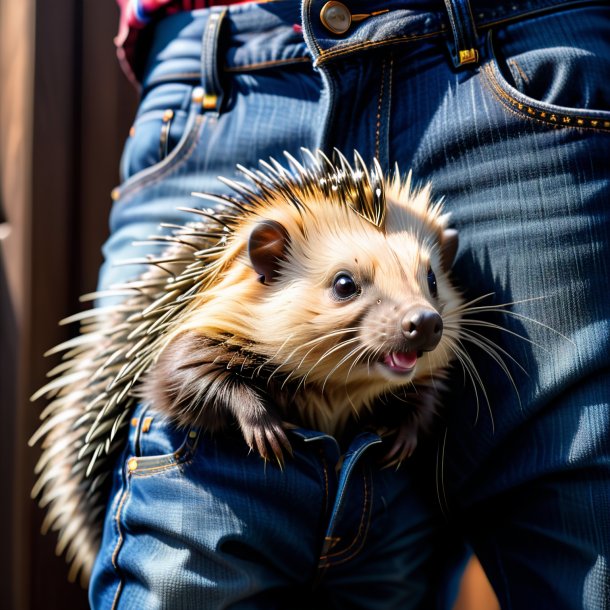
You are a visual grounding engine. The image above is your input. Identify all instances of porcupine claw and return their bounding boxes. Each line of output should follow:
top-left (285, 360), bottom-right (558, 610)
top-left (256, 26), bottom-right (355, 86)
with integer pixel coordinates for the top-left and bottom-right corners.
top-left (237, 408), bottom-right (292, 467)
top-left (380, 422), bottom-right (418, 469)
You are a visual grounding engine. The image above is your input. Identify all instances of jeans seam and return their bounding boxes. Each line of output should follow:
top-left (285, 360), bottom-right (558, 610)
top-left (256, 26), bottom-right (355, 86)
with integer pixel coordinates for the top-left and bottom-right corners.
top-left (320, 467), bottom-right (372, 565)
top-left (305, 1), bottom-right (322, 56)
top-left (109, 474), bottom-right (131, 610)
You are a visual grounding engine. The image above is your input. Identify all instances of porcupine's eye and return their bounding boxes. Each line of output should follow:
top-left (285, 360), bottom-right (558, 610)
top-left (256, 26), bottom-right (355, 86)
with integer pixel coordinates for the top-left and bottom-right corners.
top-left (427, 267), bottom-right (438, 299)
top-left (332, 272), bottom-right (359, 300)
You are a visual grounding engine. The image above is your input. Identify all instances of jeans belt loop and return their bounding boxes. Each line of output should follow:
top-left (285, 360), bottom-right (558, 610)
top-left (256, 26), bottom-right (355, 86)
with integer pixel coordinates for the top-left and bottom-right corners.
top-left (443, 0), bottom-right (480, 68)
top-left (201, 7), bottom-right (228, 112)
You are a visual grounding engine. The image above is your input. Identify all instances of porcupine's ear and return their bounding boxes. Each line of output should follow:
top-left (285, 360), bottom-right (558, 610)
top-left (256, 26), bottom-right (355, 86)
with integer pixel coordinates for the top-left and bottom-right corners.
top-left (248, 220), bottom-right (290, 284)
top-left (440, 228), bottom-right (459, 271)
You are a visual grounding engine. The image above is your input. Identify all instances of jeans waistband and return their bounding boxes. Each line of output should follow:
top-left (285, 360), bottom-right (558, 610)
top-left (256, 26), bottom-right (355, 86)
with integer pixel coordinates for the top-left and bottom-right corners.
top-left (141, 0), bottom-right (593, 90)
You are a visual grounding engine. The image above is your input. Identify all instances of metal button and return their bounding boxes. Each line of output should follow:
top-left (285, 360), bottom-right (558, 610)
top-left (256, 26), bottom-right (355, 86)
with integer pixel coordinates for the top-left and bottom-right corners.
top-left (320, 1), bottom-right (352, 35)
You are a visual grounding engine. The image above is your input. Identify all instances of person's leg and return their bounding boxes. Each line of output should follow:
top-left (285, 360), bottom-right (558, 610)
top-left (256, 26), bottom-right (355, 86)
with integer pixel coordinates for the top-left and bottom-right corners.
top-left (91, 4), bottom-right (444, 608)
top-left (92, 1), bottom-right (610, 607)
top-left (382, 4), bottom-right (609, 607)
top-left (304, 1), bottom-right (610, 606)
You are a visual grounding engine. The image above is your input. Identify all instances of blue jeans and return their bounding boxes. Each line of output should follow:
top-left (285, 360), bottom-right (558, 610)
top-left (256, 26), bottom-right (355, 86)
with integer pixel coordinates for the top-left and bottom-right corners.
top-left (90, 1), bottom-right (610, 608)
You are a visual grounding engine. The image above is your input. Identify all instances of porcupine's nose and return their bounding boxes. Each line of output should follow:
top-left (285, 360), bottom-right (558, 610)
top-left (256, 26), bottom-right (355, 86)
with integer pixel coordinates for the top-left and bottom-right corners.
top-left (401, 308), bottom-right (443, 352)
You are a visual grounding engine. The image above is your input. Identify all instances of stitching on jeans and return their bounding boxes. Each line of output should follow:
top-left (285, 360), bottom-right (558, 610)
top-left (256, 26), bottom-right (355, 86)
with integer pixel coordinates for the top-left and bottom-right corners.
top-left (109, 479), bottom-right (131, 610)
top-left (386, 54), bottom-right (394, 161)
top-left (315, 31), bottom-right (440, 65)
top-left (375, 57), bottom-right (386, 161)
top-left (132, 458), bottom-right (193, 478)
top-left (312, 1), bottom-right (583, 65)
top-left (482, 62), bottom-right (610, 132)
top-left (117, 113), bottom-right (207, 203)
top-left (306, 1), bottom-right (322, 55)
top-left (324, 467), bottom-right (373, 565)
top-left (507, 59), bottom-right (530, 85)
top-left (320, 466), bottom-right (371, 564)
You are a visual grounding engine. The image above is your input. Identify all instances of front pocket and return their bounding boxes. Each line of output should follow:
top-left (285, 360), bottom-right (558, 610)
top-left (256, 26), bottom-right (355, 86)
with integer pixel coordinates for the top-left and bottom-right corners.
top-left (481, 5), bottom-right (610, 132)
top-left (127, 407), bottom-right (200, 476)
top-left (120, 108), bottom-right (192, 181)
top-left (117, 85), bottom-right (207, 198)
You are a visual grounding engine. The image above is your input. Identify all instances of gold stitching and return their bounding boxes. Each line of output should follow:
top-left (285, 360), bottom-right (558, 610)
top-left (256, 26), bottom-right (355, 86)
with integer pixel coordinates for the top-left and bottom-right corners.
top-left (131, 459), bottom-right (193, 479)
top-left (375, 57), bottom-right (386, 161)
top-left (118, 113), bottom-right (206, 202)
top-left (482, 62), bottom-right (610, 133)
top-left (109, 480), bottom-right (131, 609)
top-left (320, 464), bottom-right (371, 562)
top-left (315, 31), bottom-right (439, 66)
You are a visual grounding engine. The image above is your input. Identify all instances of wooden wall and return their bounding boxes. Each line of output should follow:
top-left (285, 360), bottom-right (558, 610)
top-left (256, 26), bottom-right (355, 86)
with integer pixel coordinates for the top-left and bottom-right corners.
top-left (0, 0), bottom-right (136, 607)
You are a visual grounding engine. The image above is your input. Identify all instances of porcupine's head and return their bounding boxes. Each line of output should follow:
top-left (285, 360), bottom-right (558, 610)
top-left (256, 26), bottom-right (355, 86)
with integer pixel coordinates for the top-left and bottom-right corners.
top-left (150, 150), bottom-right (462, 435)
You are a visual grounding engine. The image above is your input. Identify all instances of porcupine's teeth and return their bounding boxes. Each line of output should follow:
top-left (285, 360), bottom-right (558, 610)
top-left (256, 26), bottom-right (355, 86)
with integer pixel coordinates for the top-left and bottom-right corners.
top-left (382, 351), bottom-right (418, 374)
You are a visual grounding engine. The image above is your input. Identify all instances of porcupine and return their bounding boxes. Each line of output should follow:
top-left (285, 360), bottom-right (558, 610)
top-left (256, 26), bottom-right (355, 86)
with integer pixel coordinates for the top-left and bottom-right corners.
top-left (30, 150), bottom-right (464, 584)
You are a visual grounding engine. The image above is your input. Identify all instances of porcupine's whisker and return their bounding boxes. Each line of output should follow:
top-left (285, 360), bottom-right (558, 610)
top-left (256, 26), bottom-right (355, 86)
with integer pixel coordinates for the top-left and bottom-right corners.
top-left (340, 343), bottom-right (387, 417)
top-left (322, 344), bottom-right (366, 392)
top-left (303, 337), bottom-right (360, 393)
top-left (282, 329), bottom-right (361, 385)
top-left (444, 309), bottom-right (533, 415)
top-left (346, 342), bottom-right (379, 386)
top-left (295, 337), bottom-right (362, 393)
top-left (270, 327), bottom-right (360, 381)
top-left (447, 295), bottom-right (574, 345)
top-left (272, 329), bottom-right (360, 390)
top-left (365, 340), bottom-right (389, 377)
top-left (455, 327), bottom-right (524, 406)
top-left (472, 309), bottom-right (573, 344)
top-left (257, 334), bottom-right (296, 380)
top-left (447, 339), bottom-right (492, 429)
top-left (336, 344), bottom-right (374, 413)
top-left (446, 328), bottom-right (512, 430)
top-left (435, 426), bottom-right (450, 519)
top-left (452, 319), bottom-right (550, 353)
top-left (447, 323), bottom-right (528, 378)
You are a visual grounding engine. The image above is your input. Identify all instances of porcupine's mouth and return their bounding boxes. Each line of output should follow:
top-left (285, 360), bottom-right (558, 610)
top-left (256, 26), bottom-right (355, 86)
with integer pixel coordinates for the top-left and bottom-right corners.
top-left (379, 351), bottom-right (419, 377)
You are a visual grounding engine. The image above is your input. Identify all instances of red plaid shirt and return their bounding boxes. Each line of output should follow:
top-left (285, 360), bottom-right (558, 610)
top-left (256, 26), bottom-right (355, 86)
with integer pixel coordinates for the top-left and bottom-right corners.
top-left (116, 0), bottom-right (252, 85)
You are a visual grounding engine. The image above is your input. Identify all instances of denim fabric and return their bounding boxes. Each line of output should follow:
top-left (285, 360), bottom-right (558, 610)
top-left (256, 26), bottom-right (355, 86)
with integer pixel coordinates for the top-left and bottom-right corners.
top-left (90, 1), bottom-right (610, 608)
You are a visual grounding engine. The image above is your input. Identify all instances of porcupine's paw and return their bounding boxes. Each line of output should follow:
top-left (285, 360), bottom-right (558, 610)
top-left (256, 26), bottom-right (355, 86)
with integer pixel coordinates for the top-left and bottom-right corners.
top-left (380, 422), bottom-right (419, 469)
top-left (235, 407), bottom-right (293, 467)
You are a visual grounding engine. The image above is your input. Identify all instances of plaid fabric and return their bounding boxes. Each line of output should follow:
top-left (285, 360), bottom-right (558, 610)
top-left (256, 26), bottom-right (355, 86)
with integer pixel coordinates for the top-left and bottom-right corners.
top-left (115, 0), bottom-right (252, 84)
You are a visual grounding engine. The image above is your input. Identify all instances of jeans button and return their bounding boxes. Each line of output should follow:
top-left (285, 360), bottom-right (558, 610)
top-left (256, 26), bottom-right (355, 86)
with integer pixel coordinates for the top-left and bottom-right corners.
top-left (320, 1), bottom-right (352, 35)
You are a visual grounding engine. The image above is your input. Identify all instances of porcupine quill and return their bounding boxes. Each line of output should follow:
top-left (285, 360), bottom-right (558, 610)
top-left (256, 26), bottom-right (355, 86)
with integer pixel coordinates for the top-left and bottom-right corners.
top-left (31, 149), bottom-right (537, 586)
top-left (28, 150), bottom-right (396, 585)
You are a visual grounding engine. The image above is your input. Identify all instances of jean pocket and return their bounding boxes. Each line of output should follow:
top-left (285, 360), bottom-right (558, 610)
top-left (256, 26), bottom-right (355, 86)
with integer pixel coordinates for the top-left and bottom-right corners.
top-left (126, 406), bottom-right (200, 477)
top-left (481, 4), bottom-right (610, 132)
top-left (118, 83), bottom-right (207, 196)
